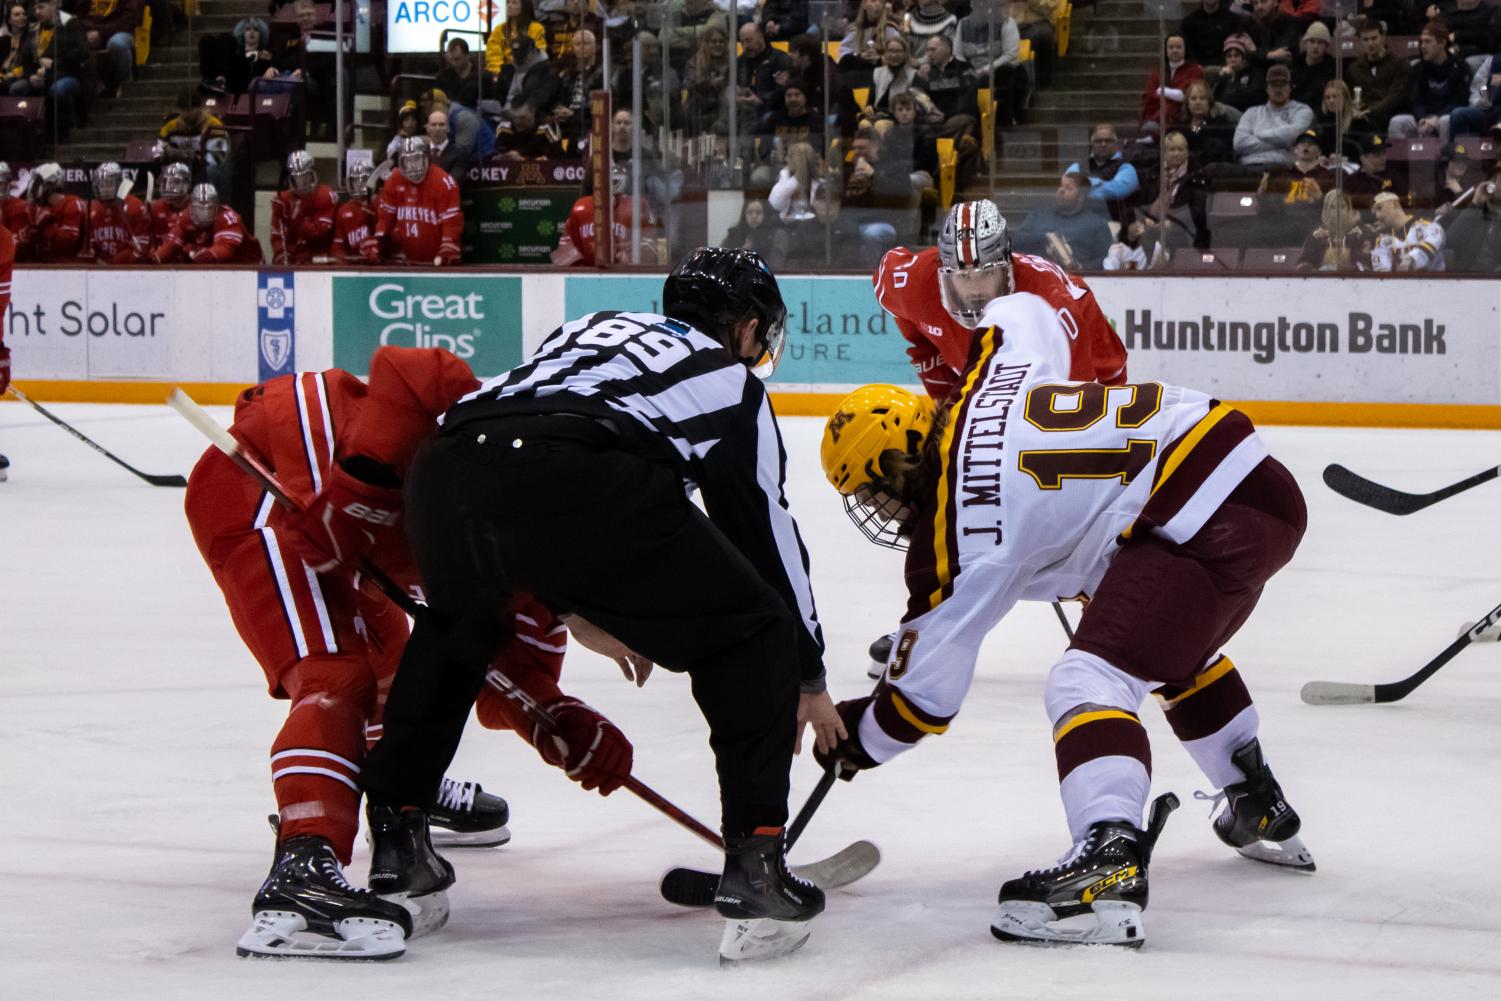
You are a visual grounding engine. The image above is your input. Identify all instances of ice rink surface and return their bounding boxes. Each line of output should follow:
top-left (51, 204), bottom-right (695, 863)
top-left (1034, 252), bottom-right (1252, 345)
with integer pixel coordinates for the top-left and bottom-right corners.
top-left (3, 402), bottom-right (1500, 1001)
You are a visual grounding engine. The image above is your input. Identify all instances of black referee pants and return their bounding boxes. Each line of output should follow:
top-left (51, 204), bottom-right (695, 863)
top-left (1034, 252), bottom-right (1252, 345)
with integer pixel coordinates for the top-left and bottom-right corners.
top-left (360, 415), bottom-right (802, 837)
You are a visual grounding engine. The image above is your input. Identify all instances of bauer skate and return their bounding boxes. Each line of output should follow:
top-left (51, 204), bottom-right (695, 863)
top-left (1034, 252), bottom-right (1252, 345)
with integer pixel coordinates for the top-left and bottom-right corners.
top-left (429, 777), bottom-right (510, 848)
top-left (1199, 738), bottom-right (1315, 872)
top-left (715, 826), bottom-right (825, 966)
top-left (367, 804), bottom-right (456, 938)
top-left (236, 835), bottom-right (412, 961)
top-left (992, 793), bottom-right (1178, 949)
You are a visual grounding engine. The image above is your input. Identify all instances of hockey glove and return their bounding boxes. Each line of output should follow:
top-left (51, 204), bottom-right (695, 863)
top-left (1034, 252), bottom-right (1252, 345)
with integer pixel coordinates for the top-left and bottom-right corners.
top-left (813, 696), bottom-right (880, 780)
top-left (533, 696), bottom-right (633, 796)
top-left (0, 345), bottom-right (10, 395)
top-left (286, 459), bottom-right (403, 574)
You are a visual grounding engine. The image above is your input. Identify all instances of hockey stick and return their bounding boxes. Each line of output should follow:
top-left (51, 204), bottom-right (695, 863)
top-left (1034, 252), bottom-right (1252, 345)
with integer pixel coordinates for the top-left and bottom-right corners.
top-left (1322, 462), bottom-right (1501, 516)
top-left (166, 388), bottom-right (724, 850)
top-left (1300, 596), bottom-right (1501, 705)
top-left (1052, 601), bottom-right (1075, 641)
top-left (659, 764), bottom-right (881, 907)
top-left (6, 385), bottom-right (188, 486)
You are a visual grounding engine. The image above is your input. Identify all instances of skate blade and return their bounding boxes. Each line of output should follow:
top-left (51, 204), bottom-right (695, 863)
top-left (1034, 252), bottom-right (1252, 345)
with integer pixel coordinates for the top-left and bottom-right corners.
top-left (380, 889), bottom-right (451, 938)
top-left (235, 909), bottom-right (406, 960)
top-left (432, 823), bottom-right (511, 848)
top-left (1235, 834), bottom-right (1316, 872)
top-left (991, 900), bottom-right (1145, 949)
top-left (718, 917), bottom-right (814, 967)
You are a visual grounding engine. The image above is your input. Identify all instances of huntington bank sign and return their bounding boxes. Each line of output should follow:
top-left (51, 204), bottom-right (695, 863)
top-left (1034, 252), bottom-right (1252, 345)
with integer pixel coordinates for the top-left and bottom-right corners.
top-left (388, 0), bottom-right (498, 55)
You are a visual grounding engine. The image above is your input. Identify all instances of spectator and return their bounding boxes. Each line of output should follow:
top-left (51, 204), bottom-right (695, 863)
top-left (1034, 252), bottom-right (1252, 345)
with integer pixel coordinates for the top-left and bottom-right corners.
top-left (230, 18), bottom-right (273, 91)
top-left (7, 1), bottom-right (87, 140)
top-left (1181, 0), bottom-right (1250, 72)
top-left (1433, 0), bottom-right (1500, 61)
top-left (1297, 190), bottom-right (1370, 271)
top-left (331, 160), bottom-right (376, 264)
top-left (548, 0), bottom-right (600, 63)
top-left (736, 19), bottom-right (791, 119)
top-left (486, 0), bottom-right (548, 80)
top-left (553, 28), bottom-right (602, 147)
top-left (768, 140), bottom-right (822, 223)
top-left (758, 0), bottom-right (808, 43)
top-left (1346, 17), bottom-right (1410, 136)
top-left (1290, 21), bottom-right (1334, 110)
top-left (608, 107), bottom-right (679, 217)
top-left (1314, 80), bottom-right (1360, 155)
top-left (154, 183), bottom-right (264, 264)
top-left (1, 3), bottom-right (28, 86)
top-left (666, 0), bottom-right (727, 73)
top-left (1436, 140), bottom-right (1478, 208)
top-left (1450, 45), bottom-right (1501, 137)
top-left (915, 32), bottom-right (980, 181)
top-left (429, 89), bottom-right (494, 166)
top-left (1102, 223), bottom-right (1156, 271)
top-left (757, 82), bottom-right (824, 155)
top-left (781, 177), bottom-right (873, 267)
top-left (1132, 129), bottom-right (1210, 254)
top-left (907, 0), bottom-right (959, 63)
top-left (837, 131), bottom-right (907, 253)
top-left (157, 89), bottom-right (230, 176)
top-left (1246, 0), bottom-right (1299, 66)
top-left (369, 137), bottom-right (462, 266)
top-left (83, 161), bottom-right (148, 263)
top-left (270, 149), bottom-right (336, 264)
top-left (504, 33), bottom-right (560, 115)
top-left (1345, 132), bottom-right (1406, 207)
top-left (148, 161), bottom-right (191, 253)
top-left (721, 197), bottom-right (787, 268)
top-left (610, 31), bottom-right (679, 132)
top-left (1214, 33), bottom-right (1264, 113)
top-left (1389, 21), bottom-right (1470, 140)
top-left (1370, 189), bottom-right (1446, 269)
top-left (840, 0), bottom-right (902, 84)
top-left (956, 0), bottom-right (1028, 129)
top-left (77, 0), bottom-right (141, 98)
top-left (1141, 33), bottom-right (1204, 136)
top-left (1183, 78), bottom-right (1240, 166)
top-left (422, 107), bottom-right (469, 178)
top-left (1068, 123), bottom-right (1140, 223)
top-left (496, 103), bottom-right (568, 158)
top-left (684, 21), bottom-right (730, 137)
top-left (787, 33), bottom-right (837, 115)
top-left (1233, 63), bottom-right (1314, 168)
top-left (1013, 169), bottom-right (1113, 269)
top-left (868, 35), bottom-right (919, 120)
top-left (1009, 0), bottom-right (1057, 85)
top-left (264, 0), bottom-right (338, 135)
top-left (1444, 160), bottom-right (1501, 270)
top-left (884, 90), bottom-right (941, 193)
top-left (435, 37), bottom-right (480, 111)
top-left (1258, 129), bottom-right (1333, 242)
top-left (386, 100), bottom-right (421, 158)
top-left (1279, 0), bottom-right (1321, 26)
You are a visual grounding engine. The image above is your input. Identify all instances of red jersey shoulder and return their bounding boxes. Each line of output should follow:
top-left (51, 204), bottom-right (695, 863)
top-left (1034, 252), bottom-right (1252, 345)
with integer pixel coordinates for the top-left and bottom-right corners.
top-left (220, 208), bottom-right (243, 228)
top-left (873, 245), bottom-right (938, 319)
top-left (1011, 252), bottom-right (1096, 308)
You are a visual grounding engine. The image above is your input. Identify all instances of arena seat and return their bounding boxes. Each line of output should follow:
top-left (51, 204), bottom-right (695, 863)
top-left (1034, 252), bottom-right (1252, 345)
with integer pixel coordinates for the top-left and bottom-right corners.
top-left (1172, 248), bottom-right (1241, 270)
top-left (1241, 247), bottom-right (1303, 271)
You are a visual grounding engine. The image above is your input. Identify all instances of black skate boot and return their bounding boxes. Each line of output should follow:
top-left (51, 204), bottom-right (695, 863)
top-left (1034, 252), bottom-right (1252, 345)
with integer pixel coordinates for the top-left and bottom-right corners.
top-left (715, 826), bottom-right (826, 965)
top-left (429, 777), bottom-right (511, 848)
top-left (367, 804), bottom-right (456, 938)
top-left (1204, 738), bottom-right (1315, 871)
top-left (0, 453), bottom-right (9, 482)
top-left (236, 835), bottom-right (412, 960)
top-left (992, 793), bottom-right (1178, 949)
top-left (867, 631), bottom-right (895, 679)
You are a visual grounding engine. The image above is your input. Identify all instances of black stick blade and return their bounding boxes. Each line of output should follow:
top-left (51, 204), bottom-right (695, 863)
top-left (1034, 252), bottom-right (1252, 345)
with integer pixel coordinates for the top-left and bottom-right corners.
top-left (1322, 464), bottom-right (1427, 515)
top-left (660, 866), bottom-right (719, 908)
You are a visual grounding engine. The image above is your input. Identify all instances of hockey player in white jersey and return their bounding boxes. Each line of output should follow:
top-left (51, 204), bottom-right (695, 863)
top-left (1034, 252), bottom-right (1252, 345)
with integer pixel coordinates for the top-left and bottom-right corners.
top-left (1370, 191), bottom-right (1445, 272)
top-left (816, 290), bottom-right (1313, 948)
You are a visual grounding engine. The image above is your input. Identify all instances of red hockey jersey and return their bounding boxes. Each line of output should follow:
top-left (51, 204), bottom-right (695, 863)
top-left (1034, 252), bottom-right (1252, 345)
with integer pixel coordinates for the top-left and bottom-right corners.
top-left (557, 194), bottom-right (661, 267)
top-left (271, 184), bottom-right (338, 264)
top-left (1, 198), bottom-right (30, 260)
top-left (154, 205), bottom-right (264, 264)
top-left (331, 199), bottom-right (375, 263)
top-left (85, 196), bottom-right (151, 264)
top-left (873, 245), bottom-right (1128, 400)
top-left (33, 194), bottom-right (86, 264)
top-left (374, 167), bottom-right (462, 265)
top-left (148, 198), bottom-right (184, 254)
top-left (1, 222), bottom-right (12, 345)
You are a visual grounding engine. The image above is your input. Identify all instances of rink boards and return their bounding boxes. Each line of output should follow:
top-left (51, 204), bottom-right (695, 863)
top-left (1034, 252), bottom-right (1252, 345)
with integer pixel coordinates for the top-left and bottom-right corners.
top-left (5, 268), bottom-right (1501, 427)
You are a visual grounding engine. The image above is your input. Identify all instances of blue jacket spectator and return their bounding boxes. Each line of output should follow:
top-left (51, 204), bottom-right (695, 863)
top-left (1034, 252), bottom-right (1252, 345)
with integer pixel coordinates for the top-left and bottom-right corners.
top-left (1067, 124), bottom-right (1140, 222)
top-left (1013, 170), bottom-right (1114, 269)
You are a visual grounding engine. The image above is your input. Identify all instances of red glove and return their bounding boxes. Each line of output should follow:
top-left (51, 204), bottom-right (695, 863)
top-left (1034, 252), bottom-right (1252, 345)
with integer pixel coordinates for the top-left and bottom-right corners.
top-left (286, 462), bottom-right (403, 573)
top-left (532, 696), bottom-right (633, 796)
top-left (0, 345), bottom-right (11, 395)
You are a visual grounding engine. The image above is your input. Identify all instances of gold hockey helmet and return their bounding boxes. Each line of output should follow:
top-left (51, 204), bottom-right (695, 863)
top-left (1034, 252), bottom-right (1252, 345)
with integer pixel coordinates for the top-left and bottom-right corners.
top-left (821, 385), bottom-right (934, 549)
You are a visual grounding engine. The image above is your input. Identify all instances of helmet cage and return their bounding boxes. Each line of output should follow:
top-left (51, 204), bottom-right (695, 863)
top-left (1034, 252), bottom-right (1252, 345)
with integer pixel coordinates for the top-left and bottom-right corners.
top-left (188, 184), bottom-right (218, 227)
top-left (938, 259), bottom-right (1013, 328)
top-left (398, 137), bottom-right (429, 184)
top-left (161, 164), bottom-right (193, 205)
top-left (93, 163), bottom-right (122, 201)
top-left (345, 161), bottom-right (374, 198)
top-left (288, 151), bottom-right (318, 196)
top-left (841, 480), bottom-right (916, 551)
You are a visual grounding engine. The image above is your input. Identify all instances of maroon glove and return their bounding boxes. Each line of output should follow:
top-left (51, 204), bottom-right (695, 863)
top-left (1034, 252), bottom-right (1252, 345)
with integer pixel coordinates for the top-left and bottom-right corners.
top-left (0, 345), bottom-right (10, 395)
top-left (532, 696), bottom-right (633, 796)
top-left (286, 462), bottom-right (403, 573)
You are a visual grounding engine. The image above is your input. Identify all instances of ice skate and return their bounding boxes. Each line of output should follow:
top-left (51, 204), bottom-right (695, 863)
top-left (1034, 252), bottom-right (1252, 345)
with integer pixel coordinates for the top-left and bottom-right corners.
top-left (236, 835), bottom-right (412, 960)
top-left (0, 453), bottom-right (9, 482)
top-left (715, 826), bottom-right (825, 966)
top-left (992, 793), bottom-right (1178, 949)
top-left (1201, 738), bottom-right (1315, 872)
top-left (429, 777), bottom-right (510, 848)
top-left (367, 804), bottom-right (456, 938)
top-left (866, 632), bottom-right (895, 680)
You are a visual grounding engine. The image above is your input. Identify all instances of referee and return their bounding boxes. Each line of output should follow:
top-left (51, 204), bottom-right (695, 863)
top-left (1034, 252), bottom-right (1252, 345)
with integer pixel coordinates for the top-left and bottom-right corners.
top-left (360, 248), bottom-right (844, 924)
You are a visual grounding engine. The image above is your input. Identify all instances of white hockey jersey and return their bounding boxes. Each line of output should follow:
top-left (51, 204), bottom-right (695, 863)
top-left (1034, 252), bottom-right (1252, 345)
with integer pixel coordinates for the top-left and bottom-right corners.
top-left (856, 292), bottom-right (1270, 764)
top-left (1370, 216), bottom-right (1445, 272)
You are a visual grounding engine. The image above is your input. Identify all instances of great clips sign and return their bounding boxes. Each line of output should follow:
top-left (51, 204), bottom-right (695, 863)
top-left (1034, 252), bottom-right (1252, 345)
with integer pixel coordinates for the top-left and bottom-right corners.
top-left (387, 0), bottom-right (496, 54)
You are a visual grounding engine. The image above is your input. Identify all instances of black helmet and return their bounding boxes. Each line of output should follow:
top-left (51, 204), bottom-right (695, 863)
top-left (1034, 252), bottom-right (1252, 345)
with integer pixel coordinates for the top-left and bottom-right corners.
top-left (662, 247), bottom-right (788, 379)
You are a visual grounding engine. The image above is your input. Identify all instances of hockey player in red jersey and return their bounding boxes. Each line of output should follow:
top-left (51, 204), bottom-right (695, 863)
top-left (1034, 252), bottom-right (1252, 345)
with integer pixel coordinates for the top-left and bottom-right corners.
top-left (331, 161), bottom-right (377, 264)
top-left (552, 167), bottom-right (662, 266)
top-left (148, 163), bottom-right (192, 256)
top-left (0, 162), bottom-right (31, 262)
top-left (28, 163), bottom-right (86, 264)
top-left (154, 184), bottom-right (265, 264)
top-left (185, 345), bottom-right (635, 960)
top-left (83, 163), bottom-right (150, 264)
top-left (873, 199), bottom-right (1128, 401)
top-left (271, 150), bottom-right (338, 264)
top-left (368, 137), bottom-right (462, 266)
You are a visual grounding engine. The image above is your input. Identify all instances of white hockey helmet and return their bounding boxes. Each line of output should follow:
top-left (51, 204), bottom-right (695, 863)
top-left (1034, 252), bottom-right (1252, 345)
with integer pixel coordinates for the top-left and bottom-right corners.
top-left (28, 162), bottom-right (64, 203)
top-left (188, 182), bottom-right (220, 227)
top-left (287, 149), bottom-right (318, 196)
top-left (161, 162), bottom-right (193, 206)
top-left (345, 159), bottom-right (374, 198)
top-left (936, 200), bottom-right (1015, 328)
top-left (0, 161), bottom-right (12, 194)
top-left (93, 161), bottom-right (123, 201)
top-left (398, 135), bottom-right (430, 184)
